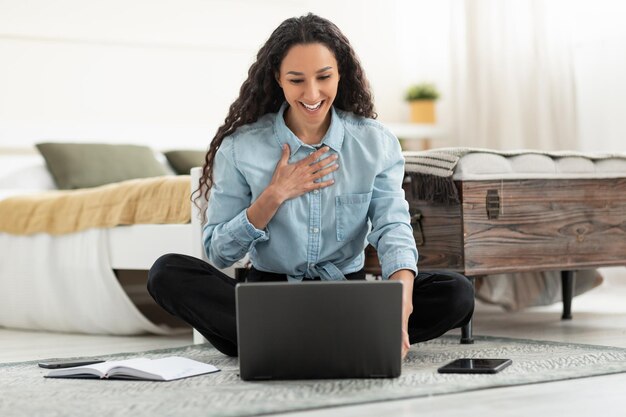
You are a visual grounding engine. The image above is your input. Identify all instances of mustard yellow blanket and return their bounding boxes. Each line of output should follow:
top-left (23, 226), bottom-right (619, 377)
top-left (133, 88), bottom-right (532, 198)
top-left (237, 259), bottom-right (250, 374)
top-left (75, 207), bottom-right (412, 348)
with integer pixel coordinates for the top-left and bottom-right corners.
top-left (0, 176), bottom-right (191, 235)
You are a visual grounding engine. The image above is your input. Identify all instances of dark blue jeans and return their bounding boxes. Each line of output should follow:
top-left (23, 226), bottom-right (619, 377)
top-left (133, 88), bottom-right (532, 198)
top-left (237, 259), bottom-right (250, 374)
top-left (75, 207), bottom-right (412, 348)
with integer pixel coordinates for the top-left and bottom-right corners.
top-left (147, 253), bottom-right (474, 357)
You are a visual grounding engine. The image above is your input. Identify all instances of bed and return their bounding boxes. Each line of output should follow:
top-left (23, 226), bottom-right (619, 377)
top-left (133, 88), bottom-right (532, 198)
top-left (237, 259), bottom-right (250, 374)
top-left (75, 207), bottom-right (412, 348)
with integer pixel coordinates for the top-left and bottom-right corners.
top-left (0, 149), bottom-right (201, 335)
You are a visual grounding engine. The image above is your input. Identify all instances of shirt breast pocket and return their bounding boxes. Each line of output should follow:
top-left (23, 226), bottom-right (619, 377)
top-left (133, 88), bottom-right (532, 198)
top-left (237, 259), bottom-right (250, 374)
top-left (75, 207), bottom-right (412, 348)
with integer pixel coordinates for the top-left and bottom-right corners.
top-left (335, 192), bottom-right (373, 242)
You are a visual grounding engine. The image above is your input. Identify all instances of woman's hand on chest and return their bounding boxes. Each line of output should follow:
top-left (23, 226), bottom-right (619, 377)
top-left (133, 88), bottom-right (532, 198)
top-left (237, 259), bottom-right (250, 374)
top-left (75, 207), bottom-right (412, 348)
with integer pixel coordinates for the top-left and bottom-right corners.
top-left (268, 144), bottom-right (339, 203)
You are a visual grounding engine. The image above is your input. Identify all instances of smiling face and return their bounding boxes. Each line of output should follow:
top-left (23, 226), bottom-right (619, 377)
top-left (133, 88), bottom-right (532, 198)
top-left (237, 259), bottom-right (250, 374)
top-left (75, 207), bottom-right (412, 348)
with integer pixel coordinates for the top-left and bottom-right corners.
top-left (276, 43), bottom-right (340, 142)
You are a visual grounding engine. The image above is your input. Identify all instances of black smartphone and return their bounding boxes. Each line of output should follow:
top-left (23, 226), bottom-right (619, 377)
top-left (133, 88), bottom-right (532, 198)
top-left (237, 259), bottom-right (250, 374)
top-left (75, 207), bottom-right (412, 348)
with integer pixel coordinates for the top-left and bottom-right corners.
top-left (38, 359), bottom-right (105, 369)
top-left (437, 358), bottom-right (512, 374)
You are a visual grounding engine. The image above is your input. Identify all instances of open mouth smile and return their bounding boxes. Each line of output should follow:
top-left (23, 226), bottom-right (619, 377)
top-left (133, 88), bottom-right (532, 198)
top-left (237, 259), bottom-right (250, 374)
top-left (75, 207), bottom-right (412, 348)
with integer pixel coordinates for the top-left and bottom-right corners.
top-left (300, 100), bottom-right (324, 112)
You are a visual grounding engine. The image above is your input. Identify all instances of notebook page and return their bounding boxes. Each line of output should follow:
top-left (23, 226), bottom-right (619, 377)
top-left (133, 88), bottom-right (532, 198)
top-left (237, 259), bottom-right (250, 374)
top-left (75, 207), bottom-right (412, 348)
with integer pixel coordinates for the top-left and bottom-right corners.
top-left (108, 356), bottom-right (218, 381)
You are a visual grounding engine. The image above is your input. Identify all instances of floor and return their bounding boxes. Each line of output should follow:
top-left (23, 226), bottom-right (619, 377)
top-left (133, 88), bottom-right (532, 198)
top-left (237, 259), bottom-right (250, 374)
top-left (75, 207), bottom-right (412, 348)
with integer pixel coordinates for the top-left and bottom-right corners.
top-left (2, 267), bottom-right (625, 416)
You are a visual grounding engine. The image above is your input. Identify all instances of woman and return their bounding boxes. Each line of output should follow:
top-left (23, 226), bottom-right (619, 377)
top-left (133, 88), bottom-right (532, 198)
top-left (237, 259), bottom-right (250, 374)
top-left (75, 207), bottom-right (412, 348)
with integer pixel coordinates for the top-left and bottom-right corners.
top-left (148, 13), bottom-right (474, 359)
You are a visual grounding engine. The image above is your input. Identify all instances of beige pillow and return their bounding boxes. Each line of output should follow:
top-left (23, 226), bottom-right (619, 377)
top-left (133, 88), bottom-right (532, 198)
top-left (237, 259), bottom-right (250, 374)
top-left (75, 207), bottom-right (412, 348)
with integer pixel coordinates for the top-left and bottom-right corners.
top-left (36, 142), bottom-right (169, 189)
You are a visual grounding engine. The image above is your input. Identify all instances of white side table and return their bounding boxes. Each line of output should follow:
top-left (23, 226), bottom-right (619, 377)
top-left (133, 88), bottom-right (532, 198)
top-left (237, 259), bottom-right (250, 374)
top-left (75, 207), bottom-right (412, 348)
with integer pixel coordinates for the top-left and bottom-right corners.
top-left (385, 122), bottom-right (443, 151)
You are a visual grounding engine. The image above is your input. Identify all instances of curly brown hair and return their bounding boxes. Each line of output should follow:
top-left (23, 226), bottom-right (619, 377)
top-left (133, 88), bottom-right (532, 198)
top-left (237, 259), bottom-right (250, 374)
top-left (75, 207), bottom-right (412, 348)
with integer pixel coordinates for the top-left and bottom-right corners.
top-left (194, 13), bottom-right (376, 211)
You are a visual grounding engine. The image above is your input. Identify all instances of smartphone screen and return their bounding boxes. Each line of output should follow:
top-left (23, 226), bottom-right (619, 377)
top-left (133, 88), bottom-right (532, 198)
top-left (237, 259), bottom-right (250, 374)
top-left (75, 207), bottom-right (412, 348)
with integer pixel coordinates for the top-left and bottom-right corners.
top-left (38, 359), bottom-right (105, 369)
top-left (437, 358), bottom-right (512, 374)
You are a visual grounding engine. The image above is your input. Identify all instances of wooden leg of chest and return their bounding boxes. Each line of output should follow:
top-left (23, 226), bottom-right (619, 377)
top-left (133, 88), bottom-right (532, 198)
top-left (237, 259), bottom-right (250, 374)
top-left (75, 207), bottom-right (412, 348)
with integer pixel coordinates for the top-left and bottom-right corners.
top-left (562, 270), bottom-right (575, 320)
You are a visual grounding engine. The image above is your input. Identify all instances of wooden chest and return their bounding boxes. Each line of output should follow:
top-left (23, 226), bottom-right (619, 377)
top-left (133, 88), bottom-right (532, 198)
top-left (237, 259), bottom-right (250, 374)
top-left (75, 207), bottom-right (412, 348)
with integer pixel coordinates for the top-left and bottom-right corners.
top-left (366, 150), bottom-right (626, 278)
top-left (405, 177), bottom-right (626, 276)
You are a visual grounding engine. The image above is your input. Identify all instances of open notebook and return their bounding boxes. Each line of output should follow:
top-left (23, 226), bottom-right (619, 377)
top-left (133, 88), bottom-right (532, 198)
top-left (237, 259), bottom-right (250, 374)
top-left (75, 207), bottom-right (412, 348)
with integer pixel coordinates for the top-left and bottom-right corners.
top-left (44, 356), bottom-right (219, 381)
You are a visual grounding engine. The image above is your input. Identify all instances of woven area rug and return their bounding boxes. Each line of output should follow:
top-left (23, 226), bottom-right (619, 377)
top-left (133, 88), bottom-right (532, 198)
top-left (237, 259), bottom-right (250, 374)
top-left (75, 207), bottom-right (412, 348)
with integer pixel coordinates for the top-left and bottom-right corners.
top-left (3, 335), bottom-right (626, 417)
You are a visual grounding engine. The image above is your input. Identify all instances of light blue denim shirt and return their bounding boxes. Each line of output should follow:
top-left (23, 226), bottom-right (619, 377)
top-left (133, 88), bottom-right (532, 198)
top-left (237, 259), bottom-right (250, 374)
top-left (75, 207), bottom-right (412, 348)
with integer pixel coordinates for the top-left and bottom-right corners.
top-left (203, 102), bottom-right (418, 281)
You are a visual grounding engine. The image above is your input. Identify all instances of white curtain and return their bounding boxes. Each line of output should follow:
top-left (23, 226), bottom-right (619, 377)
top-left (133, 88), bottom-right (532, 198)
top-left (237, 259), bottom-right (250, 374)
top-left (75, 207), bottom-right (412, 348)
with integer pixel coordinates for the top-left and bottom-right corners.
top-left (447, 0), bottom-right (578, 150)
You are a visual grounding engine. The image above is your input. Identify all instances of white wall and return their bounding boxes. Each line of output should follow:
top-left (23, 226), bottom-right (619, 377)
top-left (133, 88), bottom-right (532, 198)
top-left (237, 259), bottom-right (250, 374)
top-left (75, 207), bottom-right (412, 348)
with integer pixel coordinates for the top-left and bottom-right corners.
top-left (0, 0), bottom-right (449, 150)
top-left (0, 0), bottom-right (306, 149)
top-left (0, 0), bottom-right (625, 152)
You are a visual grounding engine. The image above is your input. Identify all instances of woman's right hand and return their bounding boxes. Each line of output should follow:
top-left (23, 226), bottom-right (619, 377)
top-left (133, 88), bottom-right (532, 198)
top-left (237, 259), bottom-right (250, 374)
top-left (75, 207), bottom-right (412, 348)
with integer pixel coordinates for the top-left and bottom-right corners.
top-left (246, 144), bottom-right (338, 230)
top-left (269, 144), bottom-right (339, 203)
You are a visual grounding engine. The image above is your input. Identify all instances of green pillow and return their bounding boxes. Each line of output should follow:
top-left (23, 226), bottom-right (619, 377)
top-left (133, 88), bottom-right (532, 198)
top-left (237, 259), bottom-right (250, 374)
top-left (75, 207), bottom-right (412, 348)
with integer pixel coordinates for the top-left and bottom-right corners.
top-left (36, 142), bottom-right (169, 189)
top-left (163, 150), bottom-right (206, 175)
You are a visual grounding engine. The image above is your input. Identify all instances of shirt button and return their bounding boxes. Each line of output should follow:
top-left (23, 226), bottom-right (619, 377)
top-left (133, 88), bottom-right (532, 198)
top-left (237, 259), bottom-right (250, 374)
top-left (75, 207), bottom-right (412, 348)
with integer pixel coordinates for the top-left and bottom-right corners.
top-left (309, 263), bottom-right (315, 269)
top-left (313, 189), bottom-right (319, 194)
top-left (311, 227), bottom-right (319, 233)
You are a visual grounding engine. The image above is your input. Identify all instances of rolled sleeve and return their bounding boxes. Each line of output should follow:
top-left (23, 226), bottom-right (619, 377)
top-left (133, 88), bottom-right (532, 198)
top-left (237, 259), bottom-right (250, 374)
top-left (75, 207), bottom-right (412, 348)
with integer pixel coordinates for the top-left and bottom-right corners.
top-left (381, 248), bottom-right (418, 280)
top-left (226, 209), bottom-right (269, 246)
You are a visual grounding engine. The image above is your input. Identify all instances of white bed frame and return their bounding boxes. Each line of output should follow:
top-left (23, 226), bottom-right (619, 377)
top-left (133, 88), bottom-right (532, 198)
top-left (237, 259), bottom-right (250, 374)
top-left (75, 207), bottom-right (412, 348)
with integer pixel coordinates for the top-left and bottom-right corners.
top-left (108, 224), bottom-right (193, 270)
top-left (100, 167), bottom-right (235, 343)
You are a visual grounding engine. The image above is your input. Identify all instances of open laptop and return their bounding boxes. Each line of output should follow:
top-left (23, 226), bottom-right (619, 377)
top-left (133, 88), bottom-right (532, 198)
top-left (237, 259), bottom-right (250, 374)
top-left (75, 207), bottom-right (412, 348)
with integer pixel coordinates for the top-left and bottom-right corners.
top-left (235, 280), bottom-right (402, 380)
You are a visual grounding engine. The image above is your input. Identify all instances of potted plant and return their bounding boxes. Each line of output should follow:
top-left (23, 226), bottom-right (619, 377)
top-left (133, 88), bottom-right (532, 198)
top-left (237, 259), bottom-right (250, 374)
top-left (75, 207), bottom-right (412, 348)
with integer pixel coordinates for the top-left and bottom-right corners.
top-left (405, 83), bottom-right (439, 123)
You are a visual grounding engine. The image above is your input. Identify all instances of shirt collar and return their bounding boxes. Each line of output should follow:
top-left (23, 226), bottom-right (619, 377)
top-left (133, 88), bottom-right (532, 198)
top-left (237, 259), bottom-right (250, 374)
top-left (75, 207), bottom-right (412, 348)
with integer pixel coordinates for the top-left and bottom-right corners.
top-left (274, 102), bottom-right (345, 154)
